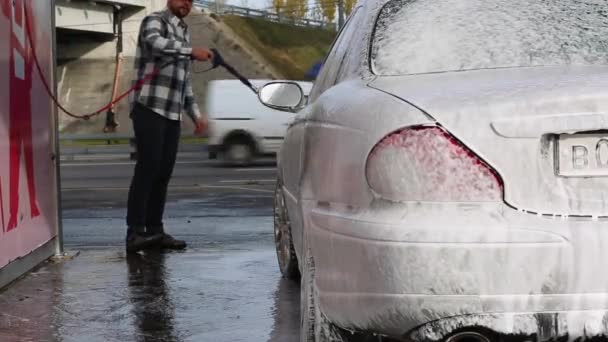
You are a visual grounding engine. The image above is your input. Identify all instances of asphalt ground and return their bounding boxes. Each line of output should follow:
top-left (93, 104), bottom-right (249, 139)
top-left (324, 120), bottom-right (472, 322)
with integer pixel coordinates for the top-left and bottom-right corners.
top-left (0, 155), bottom-right (301, 342)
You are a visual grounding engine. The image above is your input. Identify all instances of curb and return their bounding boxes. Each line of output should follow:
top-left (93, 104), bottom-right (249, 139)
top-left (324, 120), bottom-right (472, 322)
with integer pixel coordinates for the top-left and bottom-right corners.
top-left (60, 151), bottom-right (206, 162)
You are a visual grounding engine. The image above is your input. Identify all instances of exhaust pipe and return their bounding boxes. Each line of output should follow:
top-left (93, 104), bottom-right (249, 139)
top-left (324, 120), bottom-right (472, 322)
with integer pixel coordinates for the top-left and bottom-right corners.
top-left (445, 331), bottom-right (491, 342)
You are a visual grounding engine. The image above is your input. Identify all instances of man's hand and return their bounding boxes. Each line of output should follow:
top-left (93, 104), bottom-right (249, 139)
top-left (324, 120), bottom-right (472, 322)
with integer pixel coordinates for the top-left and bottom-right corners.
top-left (194, 117), bottom-right (208, 136)
top-left (191, 48), bottom-right (213, 62)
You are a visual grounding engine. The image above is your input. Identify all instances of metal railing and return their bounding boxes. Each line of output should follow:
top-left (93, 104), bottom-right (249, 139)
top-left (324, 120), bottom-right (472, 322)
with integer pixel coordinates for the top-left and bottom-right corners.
top-left (60, 133), bottom-right (203, 144)
top-left (60, 133), bottom-right (135, 145)
top-left (59, 134), bottom-right (206, 161)
top-left (194, 0), bottom-right (335, 30)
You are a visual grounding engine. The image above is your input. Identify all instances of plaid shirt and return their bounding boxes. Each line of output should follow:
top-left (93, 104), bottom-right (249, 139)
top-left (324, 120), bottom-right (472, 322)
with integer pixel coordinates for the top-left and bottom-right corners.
top-left (130, 8), bottom-right (201, 121)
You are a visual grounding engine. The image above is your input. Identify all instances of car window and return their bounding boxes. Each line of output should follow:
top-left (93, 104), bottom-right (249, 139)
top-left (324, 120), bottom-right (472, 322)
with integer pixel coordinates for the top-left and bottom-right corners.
top-left (371, 0), bottom-right (608, 75)
top-left (309, 9), bottom-right (361, 101)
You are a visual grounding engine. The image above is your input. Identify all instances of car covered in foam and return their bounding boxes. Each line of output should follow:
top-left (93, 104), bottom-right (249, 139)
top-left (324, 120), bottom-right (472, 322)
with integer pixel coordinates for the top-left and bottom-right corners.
top-left (259, 0), bottom-right (608, 341)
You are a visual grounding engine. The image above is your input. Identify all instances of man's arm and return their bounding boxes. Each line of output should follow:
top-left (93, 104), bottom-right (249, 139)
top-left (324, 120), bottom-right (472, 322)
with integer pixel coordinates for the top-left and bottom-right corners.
top-left (184, 73), bottom-right (202, 121)
top-left (141, 16), bottom-right (192, 57)
top-left (184, 74), bottom-right (207, 135)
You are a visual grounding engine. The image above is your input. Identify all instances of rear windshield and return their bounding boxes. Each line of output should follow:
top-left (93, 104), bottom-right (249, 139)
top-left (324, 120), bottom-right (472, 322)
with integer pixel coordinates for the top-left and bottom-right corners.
top-left (371, 0), bottom-right (608, 75)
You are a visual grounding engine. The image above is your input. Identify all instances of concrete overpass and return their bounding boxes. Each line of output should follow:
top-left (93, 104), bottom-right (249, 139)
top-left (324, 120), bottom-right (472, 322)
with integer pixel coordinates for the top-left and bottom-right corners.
top-left (56, 0), bottom-right (145, 35)
top-left (54, 0), bottom-right (166, 131)
top-left (55, 0), bottom-right (166, 59)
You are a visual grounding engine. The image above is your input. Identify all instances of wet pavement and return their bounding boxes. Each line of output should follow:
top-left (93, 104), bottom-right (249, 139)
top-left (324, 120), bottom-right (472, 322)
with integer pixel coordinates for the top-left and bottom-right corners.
top-left (0, 159), bottom-right (300, 342)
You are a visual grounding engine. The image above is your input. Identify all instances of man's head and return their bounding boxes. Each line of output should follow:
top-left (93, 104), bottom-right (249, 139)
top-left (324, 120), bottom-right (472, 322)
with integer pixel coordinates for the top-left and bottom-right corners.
top-left (167, 0), bottom-right (193, 19)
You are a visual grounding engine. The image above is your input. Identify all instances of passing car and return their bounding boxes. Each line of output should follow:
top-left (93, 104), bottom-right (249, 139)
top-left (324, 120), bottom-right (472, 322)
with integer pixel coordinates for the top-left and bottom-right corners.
top-left (258, 0), bottom-right (608, 341)
top-left (206, 79), bottom-right (312, 165)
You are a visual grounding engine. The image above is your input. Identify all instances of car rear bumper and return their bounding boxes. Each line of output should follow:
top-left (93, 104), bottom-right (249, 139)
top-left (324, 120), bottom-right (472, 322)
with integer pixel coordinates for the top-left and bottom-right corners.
top-left (306, 201), bottom-right (608, 340)
top-left (318, 294), bottom-right (608, 341)
top-left (404, 310), bottom-right (608, 342)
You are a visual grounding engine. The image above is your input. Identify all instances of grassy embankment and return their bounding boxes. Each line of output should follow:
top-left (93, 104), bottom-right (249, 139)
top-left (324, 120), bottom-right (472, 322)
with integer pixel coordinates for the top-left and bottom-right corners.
top-left (222, 15), bottom-right (336, 80)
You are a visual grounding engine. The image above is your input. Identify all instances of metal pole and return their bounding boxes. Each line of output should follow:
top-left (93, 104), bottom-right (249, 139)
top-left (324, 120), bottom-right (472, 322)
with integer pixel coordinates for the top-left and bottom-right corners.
top-left (51, 0), bottom-right (65, 256)
top-left (104, 5), bottom-right (123, 133)
top-left (337, 0), bottom-right (345, 29)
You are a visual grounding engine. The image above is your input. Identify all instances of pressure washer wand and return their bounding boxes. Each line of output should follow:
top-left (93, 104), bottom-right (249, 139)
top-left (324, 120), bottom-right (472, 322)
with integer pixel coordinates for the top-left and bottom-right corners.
top-left (223, 62), bottom-right (258, 94)
top-left (210, 49), bottom-right (258, 95)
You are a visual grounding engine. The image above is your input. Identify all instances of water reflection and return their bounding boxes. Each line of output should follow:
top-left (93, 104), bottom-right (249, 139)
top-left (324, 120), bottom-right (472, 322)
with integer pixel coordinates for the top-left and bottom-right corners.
top-left (0, 262), bottom-right (62, 342)
top-left (268, 277), bottom-right (301, 342)
top-left (127, 251), bottom-right (179, 342)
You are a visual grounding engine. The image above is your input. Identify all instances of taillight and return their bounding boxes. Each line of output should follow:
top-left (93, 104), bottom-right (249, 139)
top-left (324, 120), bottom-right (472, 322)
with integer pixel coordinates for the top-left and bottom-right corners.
top-left (366, 126), bottom-right (503, 202)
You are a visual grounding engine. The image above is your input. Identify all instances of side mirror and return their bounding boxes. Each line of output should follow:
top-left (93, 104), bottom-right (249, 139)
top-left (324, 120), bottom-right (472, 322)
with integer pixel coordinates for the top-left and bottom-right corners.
top-left (258, 82), bottom-right (305, 112)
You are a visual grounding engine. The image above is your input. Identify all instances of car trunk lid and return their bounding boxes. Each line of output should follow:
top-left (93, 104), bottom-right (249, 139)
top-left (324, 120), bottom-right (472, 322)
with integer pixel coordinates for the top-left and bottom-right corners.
top-left (369, 66), bottom-right (608, 216)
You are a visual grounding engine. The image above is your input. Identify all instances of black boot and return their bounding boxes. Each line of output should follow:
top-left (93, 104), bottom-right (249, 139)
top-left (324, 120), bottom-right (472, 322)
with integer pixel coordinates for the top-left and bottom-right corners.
top-left (159, 233), bottom-right (187, 250)
top-left (148, 226), bottom-right (187, 250)
top-left (126, 227), bottom-right (163, 254)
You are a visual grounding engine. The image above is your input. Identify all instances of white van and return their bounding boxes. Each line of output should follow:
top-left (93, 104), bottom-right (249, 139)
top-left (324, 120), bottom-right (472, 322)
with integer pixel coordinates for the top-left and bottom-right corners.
top-left (206, 79), bottom-right (312, 165)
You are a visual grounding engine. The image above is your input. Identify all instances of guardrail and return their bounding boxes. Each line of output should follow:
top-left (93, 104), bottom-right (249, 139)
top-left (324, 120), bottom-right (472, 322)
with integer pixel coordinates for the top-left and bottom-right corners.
top-left (59, 134), bottom-right (207, 161)
top-left (60, 133), bottom-right (205, 144)
top-left (60, 133), bottom-right (135, 145)
top-left (194, 0), bottom-right (335, 30)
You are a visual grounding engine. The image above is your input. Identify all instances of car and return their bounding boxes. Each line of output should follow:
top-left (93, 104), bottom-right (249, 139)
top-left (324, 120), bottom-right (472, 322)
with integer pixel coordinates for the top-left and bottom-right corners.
top-left (257, 0), bottom-right (608, 341)
top-left (205, 79), bottom-right (312, 166)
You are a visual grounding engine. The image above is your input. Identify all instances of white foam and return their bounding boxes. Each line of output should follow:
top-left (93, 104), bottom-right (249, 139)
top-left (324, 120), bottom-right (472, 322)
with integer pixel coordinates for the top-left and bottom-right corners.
top-left (372, 0), bottom-right (608, 75)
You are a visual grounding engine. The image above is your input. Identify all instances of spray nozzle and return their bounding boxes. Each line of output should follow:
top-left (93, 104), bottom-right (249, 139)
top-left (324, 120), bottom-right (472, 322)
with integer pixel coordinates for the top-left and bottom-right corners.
top-left (211, 48), bottom-right (225, 69)
top-left (103, 110), bottom-right (119, 133)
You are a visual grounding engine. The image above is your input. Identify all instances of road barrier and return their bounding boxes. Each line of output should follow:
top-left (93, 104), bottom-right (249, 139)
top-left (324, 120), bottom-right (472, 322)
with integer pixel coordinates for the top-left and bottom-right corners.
top-left (194, 0), bottom-right (336, 30)
top-left (59, 134), bottom-right (208, 161)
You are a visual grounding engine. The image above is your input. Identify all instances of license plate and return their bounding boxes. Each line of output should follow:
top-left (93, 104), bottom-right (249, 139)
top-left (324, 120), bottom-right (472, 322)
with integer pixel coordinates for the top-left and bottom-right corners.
top-left (557, 134), bottom-right (608, 177)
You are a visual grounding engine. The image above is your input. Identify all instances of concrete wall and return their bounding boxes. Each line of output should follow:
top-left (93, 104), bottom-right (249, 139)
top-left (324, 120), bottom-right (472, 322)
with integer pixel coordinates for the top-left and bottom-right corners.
top-left (56, 0), bottom-right (165, 133)
top-left (57, 5), bottom-right (283, 135)
top-left (56, 0), bottom-right (166, 58)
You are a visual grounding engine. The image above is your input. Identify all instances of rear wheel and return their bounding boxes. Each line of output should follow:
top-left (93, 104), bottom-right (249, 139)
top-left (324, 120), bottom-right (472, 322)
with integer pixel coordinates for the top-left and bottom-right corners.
top-left (274, 181), bottom-right (300, 280)
top-left (223, 137), bottom-right (254, 166)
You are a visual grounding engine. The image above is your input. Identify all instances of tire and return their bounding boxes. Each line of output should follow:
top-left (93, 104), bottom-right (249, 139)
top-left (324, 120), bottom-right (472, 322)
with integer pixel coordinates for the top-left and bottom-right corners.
top-left (223, 137), bottom-right (254, 166)
top-left (301, 249), bottom-right (351, 342)
top-left (274, 181), bottom-right (300, 280)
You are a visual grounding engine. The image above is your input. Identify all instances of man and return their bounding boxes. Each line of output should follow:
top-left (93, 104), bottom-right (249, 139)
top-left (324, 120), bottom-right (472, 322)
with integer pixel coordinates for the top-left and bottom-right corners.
top-left (127, 0), bottom-right (213, 253)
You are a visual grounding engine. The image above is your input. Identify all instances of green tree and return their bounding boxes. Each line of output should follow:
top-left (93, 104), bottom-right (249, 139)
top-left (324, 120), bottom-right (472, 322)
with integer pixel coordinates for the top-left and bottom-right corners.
top-left (285, 0), bottom-right (298, 17)
top-left (344, 0), bottom-right (356, 16)
top-left (294, 0), bottom-right (308, 18)
top-left (320, 0), bottom-right (336, 22)
top-left (271, 0), bottom-right (285, 14)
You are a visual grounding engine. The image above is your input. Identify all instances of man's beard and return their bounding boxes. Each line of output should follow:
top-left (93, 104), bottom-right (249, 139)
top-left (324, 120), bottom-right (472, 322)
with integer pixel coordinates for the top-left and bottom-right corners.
top-left (175, 7), bottom-right (189, 18)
